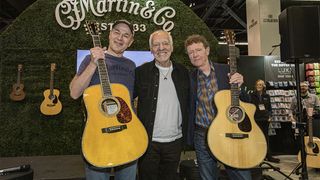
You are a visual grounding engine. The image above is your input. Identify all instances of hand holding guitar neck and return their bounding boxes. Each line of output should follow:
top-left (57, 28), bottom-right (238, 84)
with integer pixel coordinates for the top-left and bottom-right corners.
top-left (207, 29), bottom-right (267, 169)
top-left (81, 20), bottom-right (148, 168)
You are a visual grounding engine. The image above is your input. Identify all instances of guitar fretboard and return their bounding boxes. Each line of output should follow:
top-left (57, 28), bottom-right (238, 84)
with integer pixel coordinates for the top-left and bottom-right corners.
top-left (50, 67), bottom-right (55, 97)
top-left (91, 35), bottom-right (112, 97)
top-left (229, 44), bottom-right (240, 106)
top-left (17, 67), bottom-right (22, 86)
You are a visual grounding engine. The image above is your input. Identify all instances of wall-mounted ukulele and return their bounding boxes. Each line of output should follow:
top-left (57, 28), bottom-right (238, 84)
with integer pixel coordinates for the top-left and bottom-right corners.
top-left (40, 63), bottom-right (62, 115)
top-left (10, 64), bottom-right (26, 101)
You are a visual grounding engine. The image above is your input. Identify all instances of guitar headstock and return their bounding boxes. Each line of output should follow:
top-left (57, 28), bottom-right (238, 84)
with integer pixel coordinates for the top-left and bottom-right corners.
top-left (17, 64), bottom-right (23, 72)
top-left (223, 29), bottom-right (236, 45)
top-left (84, 20), bottom-right (100, 36)
top-left (50, 63), bottom-right (56, 72)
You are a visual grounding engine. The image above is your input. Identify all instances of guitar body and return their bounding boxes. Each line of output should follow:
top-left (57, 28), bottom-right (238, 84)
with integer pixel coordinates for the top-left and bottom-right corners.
top-left (298, 136), bottom-right (320, 168)
top-left (10, 83), bottom-right (26, 101)
top-left (40, 89), bottom-right (62, 115)
top-left (82, 83), bottom-right (148, 168)
top-left (208, 90), bottom-right (267, 169)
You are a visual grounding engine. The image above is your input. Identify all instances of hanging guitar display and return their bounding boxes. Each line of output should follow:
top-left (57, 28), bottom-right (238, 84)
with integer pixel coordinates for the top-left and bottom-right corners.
top-left (10, 64), bottom-right (26, 101)
top-left (40, 63), bottom-right (62, 116)
top-left (81, 20), bottom-right (148, 168)
top-left (207, 29), bottom-right (267, 169)
top-left (298, 107), bottom-right (320, 168)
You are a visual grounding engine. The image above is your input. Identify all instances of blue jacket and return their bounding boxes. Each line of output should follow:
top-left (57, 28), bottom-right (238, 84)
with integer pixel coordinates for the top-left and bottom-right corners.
top-left (188, 63), bottom-right (249, 146)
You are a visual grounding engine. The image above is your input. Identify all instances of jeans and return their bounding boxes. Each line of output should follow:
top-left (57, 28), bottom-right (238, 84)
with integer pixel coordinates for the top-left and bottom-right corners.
top-left (194, 128), bottom-right (252, 180)
top-left (139, 138), bottom-right (182, 180)
top-left (85, 162), bottom-right (137, 180)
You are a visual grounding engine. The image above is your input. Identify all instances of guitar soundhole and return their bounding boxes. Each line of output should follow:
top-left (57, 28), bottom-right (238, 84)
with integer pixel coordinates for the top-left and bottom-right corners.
top-left (49, 95), bottom-right (57, 103)
top-left (15, 86), bottom-right (21, 91)
top-left (116, 97), bottom-right (132, 123)
top-left (101, 98), bottom-right (119, 115)
top-left (227, 106), bottom-right (245, 123)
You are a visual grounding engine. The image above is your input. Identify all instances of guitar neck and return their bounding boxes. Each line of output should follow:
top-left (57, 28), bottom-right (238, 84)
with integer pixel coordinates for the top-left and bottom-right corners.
top-left (92, 35), bottom-right (102, 48)
top-left (91, 35), bottom-right (112, 97)
top-left (50, 70), bottom-right (55, 96)
top-left (17, 70), bottom-right (21, 86)
top-left (16, 64), bottom-right (23, 86)
top-left (229, 44), bottom-right (239, 106)
top-left (308, 115), bottom-right (314, 143)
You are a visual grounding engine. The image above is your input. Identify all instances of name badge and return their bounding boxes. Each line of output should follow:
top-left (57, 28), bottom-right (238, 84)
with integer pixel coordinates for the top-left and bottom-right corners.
top-left (259, 104), bottom-right (265, 110)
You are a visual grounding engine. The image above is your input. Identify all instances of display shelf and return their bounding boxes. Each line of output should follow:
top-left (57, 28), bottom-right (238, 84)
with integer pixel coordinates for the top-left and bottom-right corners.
top-left (306, 63), bottom-right (320, 99)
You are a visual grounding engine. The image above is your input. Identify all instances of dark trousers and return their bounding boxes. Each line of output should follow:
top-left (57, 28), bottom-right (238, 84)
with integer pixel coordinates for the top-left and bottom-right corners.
top-left (138, 138), bottom-right (182, 180)
top-left (256, 120), bottom-right (273, 158)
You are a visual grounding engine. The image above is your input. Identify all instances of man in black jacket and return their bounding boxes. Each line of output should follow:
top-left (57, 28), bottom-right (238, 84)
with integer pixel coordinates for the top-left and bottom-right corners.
top-left (134, 30), bottom-right (190, 180)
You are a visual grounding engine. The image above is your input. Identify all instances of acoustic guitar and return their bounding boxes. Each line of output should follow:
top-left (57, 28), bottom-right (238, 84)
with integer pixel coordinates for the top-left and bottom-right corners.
top-left (298, 107), bottom-right (320, 168)
top-left (40, 63), bottom-right (62, 115)
top-left (207, 30), bottom-right (267, 169)
top-left (10, 64), bottom-right (26, 101)
top-left (81, 20), bottom-right (148, 168)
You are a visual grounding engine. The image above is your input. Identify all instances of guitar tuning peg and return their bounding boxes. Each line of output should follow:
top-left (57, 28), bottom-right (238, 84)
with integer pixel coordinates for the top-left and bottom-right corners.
top-left (84, 24), bottom-right (87, 28)
top-left (86, 32), bottom-right (89, 35)
top-left (99, 32), bottom-right (102, 35)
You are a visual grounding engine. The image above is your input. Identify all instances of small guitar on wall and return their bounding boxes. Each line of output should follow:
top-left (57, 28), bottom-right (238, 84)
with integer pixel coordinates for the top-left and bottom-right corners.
top-left (298, 107), bottom-right (320, 168)
top-left (40, 63), bottom-right (62, 116)
top-left (207, 30), bottom-right (267, 169)
top-left (10, 64), bottom-right (26, 101)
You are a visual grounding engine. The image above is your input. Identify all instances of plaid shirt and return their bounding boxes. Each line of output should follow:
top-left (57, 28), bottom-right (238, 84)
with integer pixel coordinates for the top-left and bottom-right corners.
top-left (195, 65), bottom-right (218, 128)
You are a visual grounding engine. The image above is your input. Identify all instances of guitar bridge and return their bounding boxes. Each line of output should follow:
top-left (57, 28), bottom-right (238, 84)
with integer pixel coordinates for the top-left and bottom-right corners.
top-left (226, 133), bottom-right (249, 139)
top-left (101, 125), bottom-right (127, 133)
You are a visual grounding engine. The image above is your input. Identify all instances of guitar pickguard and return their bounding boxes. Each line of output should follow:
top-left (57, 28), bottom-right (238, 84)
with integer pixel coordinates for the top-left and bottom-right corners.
top-left (116, 97), bottom-right (132, 123)
top-left (238, 113), bottom-right (252, 132)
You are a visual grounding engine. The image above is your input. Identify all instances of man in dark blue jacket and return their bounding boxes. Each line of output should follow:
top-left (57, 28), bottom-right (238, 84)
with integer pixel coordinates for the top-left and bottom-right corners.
top-left (185, 34), bottom-right (251, 180)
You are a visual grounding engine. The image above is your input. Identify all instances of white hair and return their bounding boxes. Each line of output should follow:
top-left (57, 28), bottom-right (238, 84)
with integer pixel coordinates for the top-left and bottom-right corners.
top-left (149, 30), bottom-right (173, 49)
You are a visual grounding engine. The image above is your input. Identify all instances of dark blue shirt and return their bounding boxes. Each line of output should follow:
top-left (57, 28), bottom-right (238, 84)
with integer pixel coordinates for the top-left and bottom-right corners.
top-left (77, 53), bottom-right (136, 99)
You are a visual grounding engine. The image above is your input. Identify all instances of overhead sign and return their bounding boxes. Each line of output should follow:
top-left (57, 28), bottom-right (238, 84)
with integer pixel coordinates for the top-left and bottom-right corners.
top-left (55, 0), bottom-right (176, 32)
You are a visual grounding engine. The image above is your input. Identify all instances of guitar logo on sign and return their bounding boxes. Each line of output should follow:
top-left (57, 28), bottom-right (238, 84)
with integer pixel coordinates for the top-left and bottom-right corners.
top-left (40, 63), bottom-right (62, 116)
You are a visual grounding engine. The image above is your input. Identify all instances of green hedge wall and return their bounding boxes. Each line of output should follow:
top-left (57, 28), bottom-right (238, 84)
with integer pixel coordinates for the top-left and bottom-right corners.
top-left (0, 0), bottom-right (218, 156)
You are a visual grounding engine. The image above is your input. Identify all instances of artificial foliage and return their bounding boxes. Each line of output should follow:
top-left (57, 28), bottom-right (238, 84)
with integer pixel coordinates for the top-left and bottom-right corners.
top-left (0, 0), bottom-right (218, 156)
